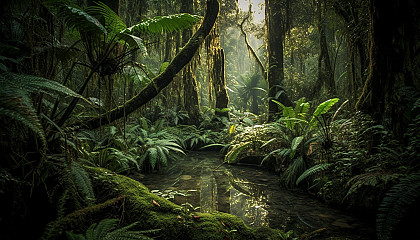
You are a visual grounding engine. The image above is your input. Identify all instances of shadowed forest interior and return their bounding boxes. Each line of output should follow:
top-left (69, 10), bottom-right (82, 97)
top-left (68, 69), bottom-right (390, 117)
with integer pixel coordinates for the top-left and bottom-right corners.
top-left (0, 0), bottom-right (419, 239)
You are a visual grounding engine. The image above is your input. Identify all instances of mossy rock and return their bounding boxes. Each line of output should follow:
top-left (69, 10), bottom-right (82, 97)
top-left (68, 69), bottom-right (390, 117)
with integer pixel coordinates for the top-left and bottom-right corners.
top-left (45, 167), bottom-right (286, 239)
top-left (226, 124), bottom-right (286, 166)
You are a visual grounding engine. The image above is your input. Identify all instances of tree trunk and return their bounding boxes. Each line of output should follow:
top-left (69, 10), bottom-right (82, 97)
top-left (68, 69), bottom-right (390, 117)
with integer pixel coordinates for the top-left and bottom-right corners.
top-left (265, 0), bottom-right (292, 121)
top-left (206, 22), bottom-right (229, 119)
top-left (73, 0), bottom-right (220, 130)
top-left (181, 0), bottom-right (201, 125)
top-left (313, 0), bottom-right (335, 99)
top-left (356, 0), bottom-right (419, 141)
top-left (212, 47), bottom-right (229, 118)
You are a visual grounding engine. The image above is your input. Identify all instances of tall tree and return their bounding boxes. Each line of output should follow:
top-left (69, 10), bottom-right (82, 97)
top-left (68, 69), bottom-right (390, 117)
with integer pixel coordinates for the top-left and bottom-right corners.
top-left (181, 0), bottom-right (201, 125)
top-left (310, 0), bottom-right (335, 99)
top-left (356, 0), bottom-right (420, 140)
top-left (265, 0), bottom-right (293, 121)
top-left (206, 23), bottom-right (230, 119)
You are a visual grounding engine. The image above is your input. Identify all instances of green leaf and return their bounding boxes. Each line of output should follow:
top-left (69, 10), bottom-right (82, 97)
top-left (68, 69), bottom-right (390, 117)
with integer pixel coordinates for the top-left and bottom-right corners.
top-left (260, 138), bottom-right (277, 149)
top-left (294, 97), bottom-right (310, 116)
top-left (117, 33), bottom-right (147, 53)
top-left (290, 136), bottom-right (304, 159)
top-left (159, 62), bottom-right (169, 73)
top-left (312, 98), bottom-right (339, 118)
top-left (310, 98), bottom-right (339, 127)
top-left (215, 107), bottom-right (230, 113)
top-left (225, 142), bottom-right (251, 164)
top-left (148, 148), bottom-right (158, 169)
top-left (242, 117), bottom-right (254, 126)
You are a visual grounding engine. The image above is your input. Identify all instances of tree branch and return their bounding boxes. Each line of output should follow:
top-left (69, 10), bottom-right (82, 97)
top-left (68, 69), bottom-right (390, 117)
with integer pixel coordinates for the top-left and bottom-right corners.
top-left (238, 7), bottom-right (267, 83)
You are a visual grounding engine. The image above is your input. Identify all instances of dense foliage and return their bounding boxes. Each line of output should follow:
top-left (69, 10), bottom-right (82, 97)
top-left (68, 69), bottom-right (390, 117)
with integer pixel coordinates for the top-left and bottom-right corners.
top-left (0, 0), bottom-right (419, 239)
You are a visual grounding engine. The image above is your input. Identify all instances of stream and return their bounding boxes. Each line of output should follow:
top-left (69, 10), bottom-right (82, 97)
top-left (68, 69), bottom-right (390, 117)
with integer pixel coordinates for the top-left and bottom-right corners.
top-left (135, 151), bottom-right (375, 239)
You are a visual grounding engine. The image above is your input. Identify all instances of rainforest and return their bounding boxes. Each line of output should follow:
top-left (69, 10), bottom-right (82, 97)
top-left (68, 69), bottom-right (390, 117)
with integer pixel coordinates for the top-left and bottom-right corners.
top-left (0, 0), bottom-right (419, 239)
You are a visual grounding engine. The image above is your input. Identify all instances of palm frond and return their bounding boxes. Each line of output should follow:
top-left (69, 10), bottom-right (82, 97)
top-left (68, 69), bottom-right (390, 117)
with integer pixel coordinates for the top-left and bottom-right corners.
top-left (125, 13), bottom-right (201, 35)
top-left (376, 173), bottom-right (420, 240)
top-left (87, 2), bottom-right (126, 34)
top-left (45, 0), bottom-right (107, 36)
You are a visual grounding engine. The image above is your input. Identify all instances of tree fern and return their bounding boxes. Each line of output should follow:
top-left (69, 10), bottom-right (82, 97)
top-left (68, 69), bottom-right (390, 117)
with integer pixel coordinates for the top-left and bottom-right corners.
top-left (296, 163), bottom-right (333, 185)
top-left (376, 173), bottom-right (420, 240)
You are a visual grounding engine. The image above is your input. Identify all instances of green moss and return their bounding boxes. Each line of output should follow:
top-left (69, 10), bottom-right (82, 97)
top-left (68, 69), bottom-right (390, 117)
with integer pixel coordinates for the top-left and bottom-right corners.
top-left (47, 166), bottom-right (287, 239)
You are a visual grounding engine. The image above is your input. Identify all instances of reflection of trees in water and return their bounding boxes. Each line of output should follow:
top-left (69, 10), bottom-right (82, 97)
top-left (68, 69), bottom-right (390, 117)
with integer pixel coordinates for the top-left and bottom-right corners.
top-left (229, 176), bottom-right (269, 227)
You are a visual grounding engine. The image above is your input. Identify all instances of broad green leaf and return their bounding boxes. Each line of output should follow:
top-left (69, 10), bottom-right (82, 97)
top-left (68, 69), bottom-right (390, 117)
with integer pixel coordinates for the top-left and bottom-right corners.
top-left (312, 98), bottom-right (339, 118)
top-left (242, 117), bottom-right (254, 126)
top-left (291, 136), bottom-right (304, 151)
top-left (117, 33), bottom-right (147, 53)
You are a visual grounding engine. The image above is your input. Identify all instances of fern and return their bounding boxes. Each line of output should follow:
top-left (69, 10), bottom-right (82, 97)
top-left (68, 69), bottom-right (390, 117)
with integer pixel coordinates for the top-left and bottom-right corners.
top-left (296, 163), bottom-right (333, 185)
top-left (376, 173), bottom-right (420, 240)
top-left (344, 171), bottom-right (400, 200)
top-left (0, 72), bottom-right (84, 148)
top-left (282, 156), bottom-right (307, 188)
top-left (66, 218), bottom-right (158, 240)
top-left (71, 161), bottom-right (95, 204)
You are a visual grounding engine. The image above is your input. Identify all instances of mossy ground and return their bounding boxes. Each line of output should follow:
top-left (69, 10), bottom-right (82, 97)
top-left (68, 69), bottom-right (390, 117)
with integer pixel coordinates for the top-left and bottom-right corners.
top-left (46, 166), bottom-right (285, 239)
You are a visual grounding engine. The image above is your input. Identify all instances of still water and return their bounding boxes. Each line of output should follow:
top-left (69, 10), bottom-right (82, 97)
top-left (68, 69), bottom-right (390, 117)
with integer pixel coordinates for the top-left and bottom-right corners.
top-left (137, 151), bottom-right (375, 239)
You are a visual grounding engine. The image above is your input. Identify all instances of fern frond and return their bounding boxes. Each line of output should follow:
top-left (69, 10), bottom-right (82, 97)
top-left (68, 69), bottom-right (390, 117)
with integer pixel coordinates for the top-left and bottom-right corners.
top-left (282, 156), bottom-right (307, 188)
top-left (0, 72), bottom-right (84, 148)
top-left (66, 231), bottom-right (86, 240)
top-left (71, 162), bottom-right (95, 204)
top-left (125, 13), bottom-right (201, 35)
top-left (147, 148), bottom-right (158, 169)
top-left (344, 172), bottom-right (400, 200)
top-left (377, 173), bottom-right (420, 240)
top-left (91, 218), bottom-right (119, 240)
top-left (296, 163), bottom-right (332, 185)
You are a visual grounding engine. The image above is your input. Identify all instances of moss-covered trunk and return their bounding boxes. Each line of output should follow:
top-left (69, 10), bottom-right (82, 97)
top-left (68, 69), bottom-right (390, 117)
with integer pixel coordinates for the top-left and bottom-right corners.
top-left (181, 0), bottom-right (201, 125)
top-left (206, 22), bottom-right (229, 119)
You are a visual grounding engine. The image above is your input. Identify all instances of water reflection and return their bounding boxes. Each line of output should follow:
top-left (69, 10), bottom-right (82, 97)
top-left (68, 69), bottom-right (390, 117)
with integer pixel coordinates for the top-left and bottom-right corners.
top-left (137, 151), bottom-right (375, 239)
